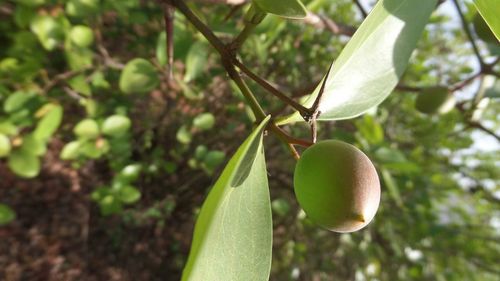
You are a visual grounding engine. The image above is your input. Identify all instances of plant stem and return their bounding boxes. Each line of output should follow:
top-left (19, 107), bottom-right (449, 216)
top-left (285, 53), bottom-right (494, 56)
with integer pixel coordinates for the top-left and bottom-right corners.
top-left (224, 60), bottom-right (267, 121)
top-left (229, 3), bottom-right (266, 51)
top-left (451, 0), bottom-right (485, 68)
top-left (169, 0), bottom-right (227, 55)
top-left (353, 0), bottom-right (368, 18)
top-left (233, 60), bottom-right (312, 116)
top-left (163, 3), bottom-right (175, 82)
top-left (166, 0), bottom-right (313, 154)
top-left (269, 123), bottom-right (313, 147)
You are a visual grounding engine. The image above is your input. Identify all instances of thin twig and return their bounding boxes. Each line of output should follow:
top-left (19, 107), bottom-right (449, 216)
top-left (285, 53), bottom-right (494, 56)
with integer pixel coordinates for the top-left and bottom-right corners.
top-left (229, 4), bottom-right (266, 51)
top-left (167, 0), bottom-right (313, 155)
top-left (233, 60), bottom-right (311, 116)
top-left (164, 3), bottom-right (175, 82)
top-left (468, 121), bottom-right (500, 142)
top-left (353, 0), bottom-right (368, 18)
top-left (451, 0), bottom-right (485, 68)
top-left (43, 68), bottom-right (91, 93)
top-left (450, 72), bottom-right (482, 91)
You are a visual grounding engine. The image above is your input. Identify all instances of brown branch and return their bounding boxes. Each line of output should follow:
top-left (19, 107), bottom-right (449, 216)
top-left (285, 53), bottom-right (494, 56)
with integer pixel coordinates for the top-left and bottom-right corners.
top-left (468, 121), bottom-right (500, 142)
top-left (43, 68), bottom-right (91, 93)
top-left (451, 0), bottom-right (486, 68)
top-left (164, 3), bottom-right (175, 82)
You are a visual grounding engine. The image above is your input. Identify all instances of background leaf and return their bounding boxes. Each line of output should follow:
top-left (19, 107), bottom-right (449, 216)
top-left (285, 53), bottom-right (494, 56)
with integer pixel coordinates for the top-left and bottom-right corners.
top-left (184, 41), bottom-right (209, 82)
top-left (33, 104), bottom-right (63, 141)
top-left (278, 0), bottom-right (437, 124)
top-left (7, 150), bottom-right (41, 178)
top-left (253, 0), bottom-right (307, 19)
top-left (0, 204), bottom-right (16, 225)
top-left (182, 116), bottom-right (272, 281)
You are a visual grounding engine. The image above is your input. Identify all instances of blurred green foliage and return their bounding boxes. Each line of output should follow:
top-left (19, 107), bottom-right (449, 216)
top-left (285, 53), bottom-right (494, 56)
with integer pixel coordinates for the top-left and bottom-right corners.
top-left (0, 0), bottom-right (499, 280)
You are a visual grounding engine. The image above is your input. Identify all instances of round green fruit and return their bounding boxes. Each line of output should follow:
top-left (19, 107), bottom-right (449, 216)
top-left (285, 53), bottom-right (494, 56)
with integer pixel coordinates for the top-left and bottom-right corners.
top-left (415, 86), bottom-right (455, 115)
top-left (293, 140), bottom-right (380, 233)
top-left (69, 25), bottom-right (94, 48)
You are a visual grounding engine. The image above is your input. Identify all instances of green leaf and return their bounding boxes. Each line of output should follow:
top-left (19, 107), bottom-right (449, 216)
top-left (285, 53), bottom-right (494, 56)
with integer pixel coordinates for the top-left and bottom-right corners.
top-left (21, 134), bottom-right (47, 156)
top-left (194, 145), bottom-right (208, 160)
top-left (74, 118), bottom-right (100, 139)
top-left (66, 0), bottom-right (99, 18)
top-left (271, 198), bottom-right (291, 217)
top-left (119, 58), bottom-right (159, 94)
top-left (79, 139), bottom-right (107, 159)
top-left (91, 187), bottom-right (111, 201)
top-left (355, 115), bottom-right (384, 144)
top-left (30, 15), bottom-right (65, 51)
top-left (253, 0), bottom-right (307, 19)
top-left (3, 91), bottom-right (35, 113)
top-left (184, 41), bottom-right (209, 82)
top-left (0, 204), bottom-right (16, 225)
top-left (99, 195), bottom-right (123, 216)
top-left (474, 0), bottom-right (500, 41)
top-left (0, 133), bottom-right (12, 158)
top-left (176, 125), bottom-right (192, 144)
top-left (182, 116), bottom-right (272, 281)
top-left (202, 150), bottom-right (226, 172)
top-left (381, 168), bottom-right (403, 208)
top-left (34, 104), bottom-right (63, 141)
top-left (101, 115), bottom-right (131, 137)
top-left (277, 0), bottom-right (437, 124)
top-left (8, 149), bottom-right (41, 178)
top-left (193, 113), bottom-right (215, 131)
top-left (65, 47), bottom-right (93, 71)
top-left (118, 185), bottom-right (141, 204)
top-left (118, 164), bottom-right (142, 182)
top-left (69, 25), bottom-right (94, 48)
top-left (68, 75), bottom-right (92, 96)
top-left (156, 32), bottom-right (168, 66)
top-left (14, 0), bottom-right (47, 7)
top-left (60, 140), bottom-right (81, 160)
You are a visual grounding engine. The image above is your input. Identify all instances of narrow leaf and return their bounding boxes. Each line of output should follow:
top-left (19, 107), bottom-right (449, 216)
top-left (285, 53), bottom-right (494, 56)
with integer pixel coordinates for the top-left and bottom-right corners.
top-left (182, 116), bottom-right (272, 281)
top-left (278, 0), bottom-right (437, 124)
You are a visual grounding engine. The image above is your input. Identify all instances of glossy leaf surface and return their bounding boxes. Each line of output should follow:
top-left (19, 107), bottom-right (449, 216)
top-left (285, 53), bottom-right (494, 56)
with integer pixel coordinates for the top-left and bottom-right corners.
top-left (474, 0), bottom-right (500, 41)
top-left (182, 116), bottom-right (272, 281)
top-left (278, 0), bottom-right (437, 124)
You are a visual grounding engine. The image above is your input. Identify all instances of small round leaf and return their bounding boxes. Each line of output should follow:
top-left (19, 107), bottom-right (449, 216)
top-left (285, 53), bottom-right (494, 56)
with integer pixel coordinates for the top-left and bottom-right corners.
top-left (0, 204), bottom-right (16, 225)
top-left (0, 133), bottom-right (12, 158)
top-left (69, 25), bottom-right (94, 48)
top-left (193, 113), bottom-right (215, 131)
top-left (8, 150), bottom-right (41, 178)
top-left (101, 115), bottom-right (131, 137)
top-left (74, 118), bottom-right (99, 139)
top-left (119, 58), bottom-right (159, 94)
